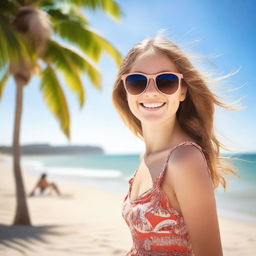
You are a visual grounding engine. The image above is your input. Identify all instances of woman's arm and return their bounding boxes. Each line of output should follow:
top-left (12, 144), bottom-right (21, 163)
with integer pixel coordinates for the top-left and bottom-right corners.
top-left (166, 146), bottom-right (223, 256)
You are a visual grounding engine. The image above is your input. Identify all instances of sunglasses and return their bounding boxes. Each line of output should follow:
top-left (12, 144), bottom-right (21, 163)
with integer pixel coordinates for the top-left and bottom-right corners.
top-left (121, 71), bottom-right (183, 95)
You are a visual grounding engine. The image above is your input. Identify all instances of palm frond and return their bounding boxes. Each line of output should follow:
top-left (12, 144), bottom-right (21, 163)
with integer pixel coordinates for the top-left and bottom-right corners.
top-left (43, 39), bottom-right (102, 106)
top-left (69, 6), bottom-right (89, 24)
top-left (40, 65), bottom-right (70, 138)
top-left (62, 67), bottom-right (86, 108)
top-left (87, 27), bottom-right (122, 66)
top-left (57, 0), bottom-right (123, 21)
top-left (53, 19), bottom-right (101, 61)
top-left (0, 26), bottom-right (8, 69)
top-left (0, 17), bottom-right (34, 69)
top-left (0, 0), bottom-right (20, 21)
top-left (46, 7), bottom-right (89, 25)
top-left (53, 20), bottom-right (122, 65)
top-left (37, 0), bottom-right (56, 8)
top-left (0, 71), bottom-right (9, 100)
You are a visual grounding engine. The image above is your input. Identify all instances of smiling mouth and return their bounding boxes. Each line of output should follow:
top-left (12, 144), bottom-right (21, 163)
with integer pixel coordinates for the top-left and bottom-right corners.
top-left (140, 102), bottom-right (166, 109)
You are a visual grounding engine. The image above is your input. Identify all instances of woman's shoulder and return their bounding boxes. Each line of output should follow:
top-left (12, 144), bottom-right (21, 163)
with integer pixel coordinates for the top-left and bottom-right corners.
top-left (166, 140), bottom-right (209, 177)
top-left (168, 140), bottom-right (204, 161)
top-left (162, 142), bottom-right (213, 206)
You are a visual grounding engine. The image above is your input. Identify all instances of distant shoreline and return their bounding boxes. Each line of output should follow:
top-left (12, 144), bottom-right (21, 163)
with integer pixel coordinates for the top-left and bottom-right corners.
top-left (0, 144), bottom-right (104, 155)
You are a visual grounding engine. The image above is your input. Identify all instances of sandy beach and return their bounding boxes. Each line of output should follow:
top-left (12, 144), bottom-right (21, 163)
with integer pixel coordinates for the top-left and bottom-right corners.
top-left (0, 155), bottom-right (256, 256)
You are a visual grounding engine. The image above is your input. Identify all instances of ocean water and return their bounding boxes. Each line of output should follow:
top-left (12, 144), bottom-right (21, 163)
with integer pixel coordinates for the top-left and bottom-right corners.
top-left (20, 152), bottom-right (256, 223)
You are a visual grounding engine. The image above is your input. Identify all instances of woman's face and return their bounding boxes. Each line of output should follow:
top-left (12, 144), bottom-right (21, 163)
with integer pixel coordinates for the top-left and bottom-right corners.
top-left (126, 49), bottom-right (187, 126)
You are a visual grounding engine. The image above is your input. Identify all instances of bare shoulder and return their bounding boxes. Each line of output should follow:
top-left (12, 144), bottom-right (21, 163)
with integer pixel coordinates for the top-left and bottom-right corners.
top-left (168, 143), bottom-right (207, 169)
top-left (165, 144), bottom-right (223, 255)
top-left (166, 143), bottom-right (213, 200)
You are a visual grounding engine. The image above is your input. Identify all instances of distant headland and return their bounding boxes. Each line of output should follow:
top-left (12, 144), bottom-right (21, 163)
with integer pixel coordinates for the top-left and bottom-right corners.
top-left (0, 143), bottom-right (104, 155)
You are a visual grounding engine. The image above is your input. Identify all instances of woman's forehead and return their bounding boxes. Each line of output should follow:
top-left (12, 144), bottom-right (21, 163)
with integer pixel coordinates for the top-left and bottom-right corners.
top-left (130, 50), bottom-right (178, 73)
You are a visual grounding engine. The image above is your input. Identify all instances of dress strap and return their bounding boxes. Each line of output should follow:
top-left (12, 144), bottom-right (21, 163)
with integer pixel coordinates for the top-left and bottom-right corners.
top-left (127, 168), bottom-right (138, 194)
top-left (156, 141), bottom-right (211, 187)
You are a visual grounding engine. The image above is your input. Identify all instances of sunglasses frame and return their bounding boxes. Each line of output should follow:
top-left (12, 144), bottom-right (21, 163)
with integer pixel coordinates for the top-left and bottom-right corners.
top-left (121, 71), bottom-right (184, 96)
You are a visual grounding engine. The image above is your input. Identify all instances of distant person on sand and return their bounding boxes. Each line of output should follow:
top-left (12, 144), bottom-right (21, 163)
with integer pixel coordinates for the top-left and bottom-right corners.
top-left (29, 173), bottom-right (61, 196)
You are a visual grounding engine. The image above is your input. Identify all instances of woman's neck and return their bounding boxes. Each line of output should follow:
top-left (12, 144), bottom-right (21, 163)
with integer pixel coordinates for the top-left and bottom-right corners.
top-left (142, 118), bottom-right (189, 156)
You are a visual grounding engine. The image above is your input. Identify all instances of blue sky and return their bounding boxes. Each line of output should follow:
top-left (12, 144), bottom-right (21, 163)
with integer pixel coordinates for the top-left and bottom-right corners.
top-left (0, 0), bottom-right (255, 154)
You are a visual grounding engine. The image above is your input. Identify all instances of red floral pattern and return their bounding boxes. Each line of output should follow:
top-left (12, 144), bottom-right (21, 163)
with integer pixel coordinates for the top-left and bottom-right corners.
top-left (122, 141), bottom-right (211, 256)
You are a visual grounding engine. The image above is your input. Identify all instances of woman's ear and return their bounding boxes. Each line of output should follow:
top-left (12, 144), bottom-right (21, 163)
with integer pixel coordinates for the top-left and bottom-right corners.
top-left (180, 86), bottom-right (187, 102)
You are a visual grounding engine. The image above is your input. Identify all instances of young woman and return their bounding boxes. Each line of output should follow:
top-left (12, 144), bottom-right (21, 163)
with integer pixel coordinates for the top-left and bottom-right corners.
top-left (112, 36), bottom-right (239, 256)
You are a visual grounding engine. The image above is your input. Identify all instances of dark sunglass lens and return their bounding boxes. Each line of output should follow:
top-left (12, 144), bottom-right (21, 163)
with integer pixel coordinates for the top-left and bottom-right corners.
top-left (125, 74), bottom-right (147, 95)
top-left (156, 73), bottom-right (179, 94)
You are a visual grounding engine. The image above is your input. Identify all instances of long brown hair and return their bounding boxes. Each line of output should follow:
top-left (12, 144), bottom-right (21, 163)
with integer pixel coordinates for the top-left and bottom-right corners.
top-left (112, 36), bottom-right (243, 190)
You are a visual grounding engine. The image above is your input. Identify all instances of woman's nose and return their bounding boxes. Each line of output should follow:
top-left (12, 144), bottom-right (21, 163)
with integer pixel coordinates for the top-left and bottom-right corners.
top-left (144, 78), bottom-right (158, 94)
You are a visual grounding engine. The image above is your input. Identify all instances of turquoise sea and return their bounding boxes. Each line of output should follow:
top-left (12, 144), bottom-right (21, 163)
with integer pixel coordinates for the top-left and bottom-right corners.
top-left (20, 152), bottom-right (256, 223)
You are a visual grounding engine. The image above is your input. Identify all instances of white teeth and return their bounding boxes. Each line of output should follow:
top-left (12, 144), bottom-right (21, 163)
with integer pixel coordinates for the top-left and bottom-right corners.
top-left (141, 102), bottom-right (165, 108)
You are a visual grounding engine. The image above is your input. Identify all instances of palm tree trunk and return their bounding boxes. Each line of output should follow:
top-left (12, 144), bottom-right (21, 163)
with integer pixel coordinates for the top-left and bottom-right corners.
top-left (12, 76), bottom-right (31, 225)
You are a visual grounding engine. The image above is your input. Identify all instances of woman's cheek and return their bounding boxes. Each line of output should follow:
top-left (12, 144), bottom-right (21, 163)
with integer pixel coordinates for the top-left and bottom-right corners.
top-left (127, 97), bottom-right (140, 119)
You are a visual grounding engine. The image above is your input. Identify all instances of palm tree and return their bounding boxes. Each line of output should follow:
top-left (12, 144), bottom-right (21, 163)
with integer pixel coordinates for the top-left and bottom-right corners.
top-left (0, 0), bottom-right (123, 225)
